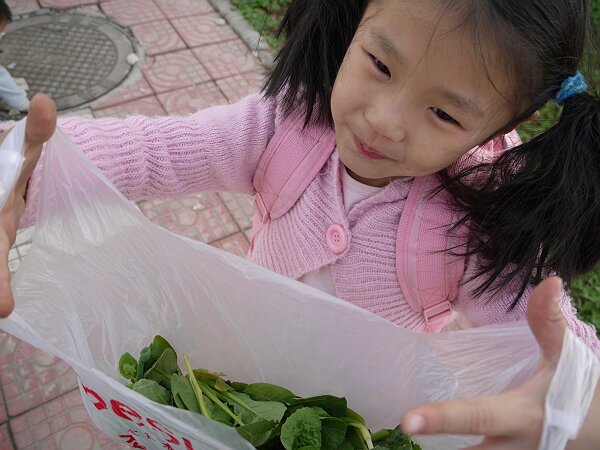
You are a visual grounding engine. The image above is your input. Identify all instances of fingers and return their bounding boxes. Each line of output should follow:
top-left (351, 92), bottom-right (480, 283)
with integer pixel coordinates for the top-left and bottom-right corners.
top-left (401, 392), bottom-right (542, 437)
top-left (0, 237), bottom-right (14, 318)
top-left (24, 93), bottom-right (57, 145)
top-left (0, 193), bottom-right (16, 318)
top-left (16, 93), bottom-right (57, 196)
top-left (526, 276), bottom-right (568, 366)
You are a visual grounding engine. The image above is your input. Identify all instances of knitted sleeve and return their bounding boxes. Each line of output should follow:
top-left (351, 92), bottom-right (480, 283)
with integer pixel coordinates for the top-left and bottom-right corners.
top-left (20, 93), bottom-right (286, 228)
top-left (454, 255), bottom-right (600, 359)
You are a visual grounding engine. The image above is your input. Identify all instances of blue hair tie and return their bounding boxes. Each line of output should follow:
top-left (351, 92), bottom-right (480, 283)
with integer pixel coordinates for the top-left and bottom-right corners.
top-left (556, 70), bottom-right (588, 105)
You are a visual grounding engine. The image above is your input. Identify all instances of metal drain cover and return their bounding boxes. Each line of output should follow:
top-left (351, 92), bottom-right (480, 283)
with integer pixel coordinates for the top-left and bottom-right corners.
top-left (0, 10), bottom-right (135, 111)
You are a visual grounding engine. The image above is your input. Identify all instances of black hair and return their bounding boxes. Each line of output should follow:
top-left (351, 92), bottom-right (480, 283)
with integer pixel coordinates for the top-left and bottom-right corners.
top-left (263, 0), bottom-right (600, 308)
top-left (263, 0), bottom-right (367, 125)
top-left (0, 0), bottom-right (12, 23)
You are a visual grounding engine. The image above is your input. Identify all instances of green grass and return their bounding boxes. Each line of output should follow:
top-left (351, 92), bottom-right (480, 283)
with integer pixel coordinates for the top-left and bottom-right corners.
top-left (231, 0), bottom-right (290, 48)
top-left (233, 0), bottom-right (600, 333)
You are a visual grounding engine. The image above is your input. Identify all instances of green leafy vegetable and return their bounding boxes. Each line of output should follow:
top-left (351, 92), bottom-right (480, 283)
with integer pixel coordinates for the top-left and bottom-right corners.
top-left (281, 407), bottom-right (322, 450)
top-left (136, 335), bottom-right (175, 381)
top-left (184, 354), bottom-right (211, 419)
top-left (372, 426), bottom-right (423, 450)
top-left (143, 348), bottom-right (179, 389)
top-left (118, 335), bottom-right (423, 449)
top-left (244, 383), bottom-right (296, 403)
top-left (118, 352), bottom-right (138, 383)
top-left (131, 379), bottom-right (171, 405)
top-left (171, 373), bottom-right (200, 413)
top-left (288, 396), bottom-right (347, 418)
top-left (237, 420), bottom-right (279, 447)
top-left (320, 417), bottom-right (347, 449)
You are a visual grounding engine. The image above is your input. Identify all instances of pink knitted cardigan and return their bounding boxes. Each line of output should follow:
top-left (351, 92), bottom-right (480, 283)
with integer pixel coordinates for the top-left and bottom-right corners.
top-left (21, 93), bottom-right (600, 356)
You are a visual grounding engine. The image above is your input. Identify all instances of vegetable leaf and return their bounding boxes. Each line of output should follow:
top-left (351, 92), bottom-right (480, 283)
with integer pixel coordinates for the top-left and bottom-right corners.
top-left (344, 407), bottom-right (366, 425)
top-left (280, 407), bottom-right (322, 450)
top-left (224, 392), bottom-right (287, 424)
top-left (193, 368), bottom-right (226, 382)
top-left (237, 419), bottom-right (279, 447)
top-left (373, 426), bottom-right (422, 450)
top-left (136, 335), bottom-right (176, 381)
top-left (118, 352), bottom-right (138, 383)
top-left (143, 348), bottom-right (179, 389)
top-left (289, 395), bottom-right (347, 418)
top-left (171, 373), bottom-right (200, 413)
top-left (244, 383), bottom-right (296, 403)
top-left (132, 379), bottom-right (171, 405)
top-left (320, 417), bottom-right (347, 449)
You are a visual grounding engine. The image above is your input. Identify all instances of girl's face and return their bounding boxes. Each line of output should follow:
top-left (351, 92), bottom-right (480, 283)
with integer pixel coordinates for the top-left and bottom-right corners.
top-left (331, 0), bottom-right (516, 186)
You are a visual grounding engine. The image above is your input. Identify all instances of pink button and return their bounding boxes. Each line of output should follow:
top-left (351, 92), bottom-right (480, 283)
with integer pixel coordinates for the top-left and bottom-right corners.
top-left (326, 224), bottom-right (348, 254)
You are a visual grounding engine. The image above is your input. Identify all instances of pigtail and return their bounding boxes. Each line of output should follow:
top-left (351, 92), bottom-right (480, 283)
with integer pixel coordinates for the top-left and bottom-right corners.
top-left (262, 0), bottom-right (368, 126)
top-left (445, 89), bottom-right (600, 308)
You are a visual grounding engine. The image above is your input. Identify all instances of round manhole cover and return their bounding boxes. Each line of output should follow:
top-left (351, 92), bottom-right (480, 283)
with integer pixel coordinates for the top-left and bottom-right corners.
top-left (0, 10), bottom-right (136, 111)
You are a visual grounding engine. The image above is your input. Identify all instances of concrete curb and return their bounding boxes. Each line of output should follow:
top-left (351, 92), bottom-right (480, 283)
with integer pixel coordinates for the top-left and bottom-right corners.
top-left (205, 0), bottom-right (275, 69)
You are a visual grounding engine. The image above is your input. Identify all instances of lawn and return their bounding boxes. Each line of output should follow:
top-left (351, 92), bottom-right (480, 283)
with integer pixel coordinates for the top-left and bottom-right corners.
top-left (232, 0), bottom-right (600, 334)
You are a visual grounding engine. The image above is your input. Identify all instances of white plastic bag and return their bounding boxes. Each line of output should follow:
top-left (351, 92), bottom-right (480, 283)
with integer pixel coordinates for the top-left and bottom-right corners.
top-left (0, 119), bottom-right (591, 450)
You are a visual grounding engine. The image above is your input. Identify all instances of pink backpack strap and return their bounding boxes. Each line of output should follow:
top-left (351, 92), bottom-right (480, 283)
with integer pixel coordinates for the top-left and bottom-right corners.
top-left (397, 131), bottom-right (522, 332)
top-left (251, 109), bottom-right (336, 244)
top-left (397, 176), bottom-right (468, 332)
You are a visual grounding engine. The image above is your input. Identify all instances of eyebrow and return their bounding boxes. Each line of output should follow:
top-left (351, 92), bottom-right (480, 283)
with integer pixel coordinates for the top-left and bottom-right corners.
top-left (371, 28), bottom-right (485, 118)
top-left (440, 90), bottom-right (485, 117)
top-left (371, 28), bottom-right (403, 62)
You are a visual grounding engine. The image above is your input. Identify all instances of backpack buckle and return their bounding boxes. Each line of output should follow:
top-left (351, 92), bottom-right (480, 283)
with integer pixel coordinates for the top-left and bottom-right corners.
top-left (423, 301), bottom-right (452, 325)
top-left (254, 193), bottom-right (270, 224)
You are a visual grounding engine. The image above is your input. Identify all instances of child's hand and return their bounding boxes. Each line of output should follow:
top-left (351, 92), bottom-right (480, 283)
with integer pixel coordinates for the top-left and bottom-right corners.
top-left (401, 277), bottom-right (599, 449)
top-left (0, 93), bottom-right (56, 317)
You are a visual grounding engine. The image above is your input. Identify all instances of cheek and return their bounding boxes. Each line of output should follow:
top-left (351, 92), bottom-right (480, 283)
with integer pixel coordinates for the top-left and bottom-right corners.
top-left (331, 50), bottom-right (364, 110)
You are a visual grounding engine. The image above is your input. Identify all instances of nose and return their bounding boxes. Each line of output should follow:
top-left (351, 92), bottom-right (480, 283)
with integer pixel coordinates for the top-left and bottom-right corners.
top-left (364, 94), bottom-right (407, 144)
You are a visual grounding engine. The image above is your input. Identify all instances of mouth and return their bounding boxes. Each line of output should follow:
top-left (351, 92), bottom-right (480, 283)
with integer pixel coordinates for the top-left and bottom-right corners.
top-left (354, 136), bottom-right (387, 160)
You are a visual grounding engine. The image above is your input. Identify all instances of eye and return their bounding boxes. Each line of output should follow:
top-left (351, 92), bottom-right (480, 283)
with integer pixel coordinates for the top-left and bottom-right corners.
top-left (368, 53), bottom-right (391, 77)
top-left (431, 107), bottom-right (459, 126)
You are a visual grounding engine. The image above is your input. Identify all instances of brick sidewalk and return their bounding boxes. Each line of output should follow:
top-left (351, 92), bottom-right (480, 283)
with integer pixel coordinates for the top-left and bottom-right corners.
top-left (1, 0), bottom-right (264, 448)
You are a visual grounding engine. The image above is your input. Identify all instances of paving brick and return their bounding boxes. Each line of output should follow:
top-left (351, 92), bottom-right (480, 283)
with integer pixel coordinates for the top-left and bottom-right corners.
top-left (154, 0), bottom-right (214, 19)
top-left (193, 39), bottom-right (265, 80)
top-left (138, 193), bottom-right (238, 243)
top-left (216, 72), bottom-right (264, 103)
top-left (219, 192), bottom-right (255, 231)
top-left (0, 388), bottom-right (6, 425)
top-left (91, 73), bottom-right (154, 110)
top-left (101, 0), bottom-right (164, 26)
top-left (130, 19), bottom-right (186, 56)
top-left (142, 50), bottom-right (211, 94)
top-left (212, 232), bottom-right (250, 258)
top-left (171, 13), bottom-right (238, 48)
top-left (9, 390), bottom-right (127, 449)
top-left (0, 424), bottom-right (13, 450)
top-left (0, 336), bottom-right (77, 418)
top-left (6, 0), bottom-right (40, 14)
top-left (93, 95), bottom-right (167, 118)
top-left (39, 0), bottom-right (97, 8)
top-left (157, 81), bottom-right (228, 115)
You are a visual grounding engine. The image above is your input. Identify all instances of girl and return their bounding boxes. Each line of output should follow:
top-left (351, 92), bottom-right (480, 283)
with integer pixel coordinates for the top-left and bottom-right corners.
top-left (4, 0), bottom-right (600, 448)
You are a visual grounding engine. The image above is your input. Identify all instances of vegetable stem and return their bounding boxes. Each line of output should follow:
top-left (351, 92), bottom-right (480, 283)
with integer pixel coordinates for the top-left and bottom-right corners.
top-left (220, 391), bottom-right (256, 415)
top-left (184, 355), bottom-right (211, 419)
top-left (196, 379), bottom-right (245, 426)
top-left (346, 421), bottom-right (374, 449)
top-left (371, 429), bottom-right (389, 442)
